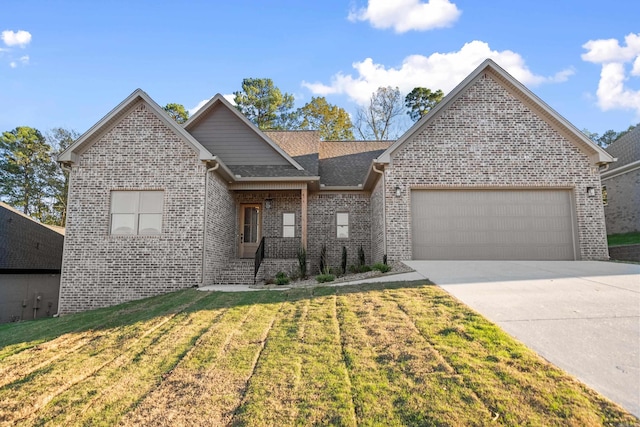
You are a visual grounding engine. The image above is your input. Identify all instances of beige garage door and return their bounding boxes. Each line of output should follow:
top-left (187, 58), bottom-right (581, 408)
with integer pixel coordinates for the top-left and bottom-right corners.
top-left (411, 190), bottom-right (576, 260)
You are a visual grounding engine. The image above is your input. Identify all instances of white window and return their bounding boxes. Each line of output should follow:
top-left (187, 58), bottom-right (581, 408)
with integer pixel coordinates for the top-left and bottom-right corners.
top-left (283, 212), bottom-right (295, 237)
top-left (336, 212), bottom-right (349, 238)
top-left (110, 191), bottom-right (164, 235)
top-left (602, 186), bottom-right (608, 206)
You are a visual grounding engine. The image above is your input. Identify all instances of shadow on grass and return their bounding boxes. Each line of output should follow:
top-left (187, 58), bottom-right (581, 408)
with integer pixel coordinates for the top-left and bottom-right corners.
top-left (0, 280), bottom-right (433, 352)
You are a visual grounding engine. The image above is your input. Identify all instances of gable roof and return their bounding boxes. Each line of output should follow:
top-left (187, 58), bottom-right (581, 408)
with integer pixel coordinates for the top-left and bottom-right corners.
top-left (58, 89), bottom-right (214, 164)
top-left (0, 202), bottom-right (64, 270)
top-left (184, 94), bottom-right (304, 170)
top-left (376, 59), bottom-right (614, 166)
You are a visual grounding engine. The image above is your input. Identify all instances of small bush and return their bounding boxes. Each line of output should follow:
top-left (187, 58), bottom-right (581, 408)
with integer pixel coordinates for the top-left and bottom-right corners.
top-left (288, 268), bottom-right (300, 281)
top-left (348, 264), bottom-right (358, 274)
top-left (316, 273), bottom-right (335, 283)
top-left (297, 247), bottom-right (307, 278)
top-left (319, 244), bottom-right (328, 274)
top-left (358, 245), bottom-right (366, 267)
top-left (341, 246), bottom-right (347, 275)
top-left (275, 271), bottom-right (290, 286)
top-left (383, 254), bottom-right (387, 265)
top-left (372, 262), bottom-right (391, 273)
top-left (358, 265), bottom-right (372, 273)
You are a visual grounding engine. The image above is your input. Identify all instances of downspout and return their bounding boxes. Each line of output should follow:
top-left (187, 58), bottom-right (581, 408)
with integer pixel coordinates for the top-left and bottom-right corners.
top-left (201, 161), bottom-right (220, 287)
top-left (372, 163), bottom-right (387, 261)
top-left (54, 163), bottom-right (73, 317)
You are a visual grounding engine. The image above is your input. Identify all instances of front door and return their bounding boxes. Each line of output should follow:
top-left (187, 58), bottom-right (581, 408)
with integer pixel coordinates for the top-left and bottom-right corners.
top-left (239, 204), bottom-right (261, 258)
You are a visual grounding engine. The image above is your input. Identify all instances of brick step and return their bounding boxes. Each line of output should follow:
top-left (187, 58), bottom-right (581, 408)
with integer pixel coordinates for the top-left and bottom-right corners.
top-left (212, 258), bottom-right (299, 285)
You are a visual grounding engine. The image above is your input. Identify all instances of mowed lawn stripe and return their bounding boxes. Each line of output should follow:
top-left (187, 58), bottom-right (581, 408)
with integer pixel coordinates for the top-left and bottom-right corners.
top-left (337, 286), bottom-right (490, 426)
top-left (121, 291), bottom-right (285, 426)
top-left (231, 296), bottom-right (310, 426)
top-left (0, 289), bottom-right (205, 362)
top-left (388, 285), bottom-right (634, 426)
top-left (0, 290), bottom-right (214, 426)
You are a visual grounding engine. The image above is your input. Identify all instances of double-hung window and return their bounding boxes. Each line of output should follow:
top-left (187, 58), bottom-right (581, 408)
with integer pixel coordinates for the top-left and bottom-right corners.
top-left (336, 212), bottom-right (349, 238)
top-left (283, 213), bottom-right (295, 237)
top-left (110, 190), bottom-right (164, 235)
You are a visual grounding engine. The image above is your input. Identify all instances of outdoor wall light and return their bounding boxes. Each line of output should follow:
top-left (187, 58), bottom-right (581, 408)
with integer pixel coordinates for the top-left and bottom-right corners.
top-left (586, 187), bottom-right (596, 197)
top-left (265, 198), bottom-right (273, 209)
top-left (395, 186), bottom-right (402, 196)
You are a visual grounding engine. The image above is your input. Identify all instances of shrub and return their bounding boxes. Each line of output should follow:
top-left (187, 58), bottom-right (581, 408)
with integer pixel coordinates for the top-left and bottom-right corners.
top-left (297, 247), bottom-right (307, 278)
top-left (358, 265), bottom-right (372, 273)
top-left (319, 244), bottom-right (329, 274)
top-left (348, 264), bottom-right (358, 274)
top-left (358, 245), bottom-right (366, 267)
top-left (341, 246), bottom-right (347, 275)
top-left (316, 273), bottom-right (335, 283)
top-left (372, 262), bottom-right (391, 273)
top-left (383, 254), bottom-right (387, 265)
top-left (275, 271), bottom-right (290, 286)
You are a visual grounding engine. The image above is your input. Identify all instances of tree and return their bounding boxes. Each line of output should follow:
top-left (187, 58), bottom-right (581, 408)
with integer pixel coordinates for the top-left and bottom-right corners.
top-left (163, 103), bottom-right (189, 124)
top-left (297, 97), bottom-right (354, 140)
top-left (234, 78), bottom-right (296, 130)
top-left (0, 127), bottom-right (57, 221)
top-left (582, 123), bottom-right (638, 148)
top-left (355, 86), bottom-right (404, 140)
top-left (45, 127), bottom-right (79, 225)
top-left (405, 87), bottom-right (444, 122)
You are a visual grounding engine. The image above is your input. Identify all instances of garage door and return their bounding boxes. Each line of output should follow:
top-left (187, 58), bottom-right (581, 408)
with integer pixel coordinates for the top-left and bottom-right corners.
top-left (411, 190), bottom-right (576, 260)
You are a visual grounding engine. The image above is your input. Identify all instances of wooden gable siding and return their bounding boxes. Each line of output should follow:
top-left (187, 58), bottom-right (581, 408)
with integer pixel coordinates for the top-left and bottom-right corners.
top-left (188, 104), bottom-right (290, 166)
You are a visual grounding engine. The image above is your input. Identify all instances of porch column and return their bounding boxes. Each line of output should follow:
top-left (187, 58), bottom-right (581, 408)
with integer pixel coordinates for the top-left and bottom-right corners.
top-left (301, 184), bottom-right (308, 251)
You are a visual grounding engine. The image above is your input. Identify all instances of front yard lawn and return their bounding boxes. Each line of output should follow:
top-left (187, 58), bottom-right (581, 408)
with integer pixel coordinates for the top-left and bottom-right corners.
top-left (0, 281), bottom-right (637, 426)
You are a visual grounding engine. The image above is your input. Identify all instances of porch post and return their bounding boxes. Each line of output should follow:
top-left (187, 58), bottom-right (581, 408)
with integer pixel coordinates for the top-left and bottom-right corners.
top-left (301, 184), bottom-right (308, 251)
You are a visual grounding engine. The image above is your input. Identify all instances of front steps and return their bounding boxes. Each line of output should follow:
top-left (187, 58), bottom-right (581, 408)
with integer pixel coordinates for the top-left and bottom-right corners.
top-left (213, 258), bottom-right (299, 285)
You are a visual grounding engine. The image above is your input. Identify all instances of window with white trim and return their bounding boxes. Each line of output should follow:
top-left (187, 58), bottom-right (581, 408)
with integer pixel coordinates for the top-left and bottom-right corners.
top-left (283, 212), bottom-right (295, 237)
top-left (110, 191), bottom-right (164, 235)
top-left (336, 212), bottom-right (349, 238)
top-left (602, 185), bottom-right (608, 206)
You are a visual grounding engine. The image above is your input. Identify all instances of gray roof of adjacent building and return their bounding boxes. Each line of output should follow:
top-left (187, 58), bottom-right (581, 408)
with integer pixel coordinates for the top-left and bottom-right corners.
top-left (0, 202), bottom-right (64, 271)
top-left (605, 126), bottom-right (640, 171)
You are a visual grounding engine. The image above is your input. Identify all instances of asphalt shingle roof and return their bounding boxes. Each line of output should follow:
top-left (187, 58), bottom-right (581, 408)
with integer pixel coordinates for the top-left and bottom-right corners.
top-left (605, 126), bottom-right (640, 171)
top-left (0, 202), bottom-right (64, 271)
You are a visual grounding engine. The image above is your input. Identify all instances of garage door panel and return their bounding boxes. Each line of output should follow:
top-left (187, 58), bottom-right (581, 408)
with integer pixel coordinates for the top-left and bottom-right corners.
top-left (411, 190), bottom-right (575, 260)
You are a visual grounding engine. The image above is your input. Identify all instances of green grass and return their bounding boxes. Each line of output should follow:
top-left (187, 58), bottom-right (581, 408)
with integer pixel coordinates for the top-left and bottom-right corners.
top-left (608, 231), bottom-right (640, 246)
top-left (0, 282), bottom-right (637, 426)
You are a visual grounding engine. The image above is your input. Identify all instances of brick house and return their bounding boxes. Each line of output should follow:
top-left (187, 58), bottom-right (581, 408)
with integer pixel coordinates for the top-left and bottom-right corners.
top-left (57, 59), bottom-right (613, 314)
top-left (602, 126), bottom-right (640, 235)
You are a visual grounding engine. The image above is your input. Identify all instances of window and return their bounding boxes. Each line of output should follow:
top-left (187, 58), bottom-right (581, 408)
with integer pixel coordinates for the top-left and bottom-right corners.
top-left (110, 191), bottom-right (164, 235)
top-left (336, 212), bottom-right (349, 238)
top-left (283, 212), bottom-right (295, 237)
top-left (602, 186), bottom-right (608, 206)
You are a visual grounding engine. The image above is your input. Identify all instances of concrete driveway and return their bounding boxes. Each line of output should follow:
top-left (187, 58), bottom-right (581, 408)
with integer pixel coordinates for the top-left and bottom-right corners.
top-left (403, 260), bottom-right (640, 418)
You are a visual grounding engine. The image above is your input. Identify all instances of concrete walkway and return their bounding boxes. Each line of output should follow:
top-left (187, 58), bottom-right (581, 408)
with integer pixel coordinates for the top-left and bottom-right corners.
top-left (404, 260), bottom-right (640, 418)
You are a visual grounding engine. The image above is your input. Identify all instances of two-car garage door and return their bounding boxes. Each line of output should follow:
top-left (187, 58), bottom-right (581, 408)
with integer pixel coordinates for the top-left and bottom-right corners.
top-left (411, 190), bottom-right (576, 260)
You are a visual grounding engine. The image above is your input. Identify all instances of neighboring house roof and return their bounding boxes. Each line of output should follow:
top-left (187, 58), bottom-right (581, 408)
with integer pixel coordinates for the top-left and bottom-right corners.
top-left (0, 202), bottom-right (64, 271)
top-left (376, 59), bottom-right (614, 167)
top-left (603, 126), bottom-right (640, 175)
top-left (58, 89), bottom-right (214, 164)
top-left (184, 94), bottom-right (304, 171)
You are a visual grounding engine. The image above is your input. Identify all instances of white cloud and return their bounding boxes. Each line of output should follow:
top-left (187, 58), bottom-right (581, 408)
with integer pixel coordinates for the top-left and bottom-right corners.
top-left (188, 94), bottom-right (236, 116)
top-left (302, 41), bottom-right (573, 105)
top-left (1, 30), bottom-right (32, 47)
top-left (9, 61), bottom-right (16, 68)
top-left (348, 0), bottom-right (461, 33)
top-left (19, 55), bottom-right (29, 65)
top-left (582, 33), bottom-right (640, 114)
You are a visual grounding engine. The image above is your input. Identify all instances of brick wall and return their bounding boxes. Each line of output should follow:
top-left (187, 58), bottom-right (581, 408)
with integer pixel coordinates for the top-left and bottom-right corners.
top-left (204, 170), bottom-right (235, 284)
top-left (370, 176), bottom-right (385, 264)
top-left (59, 102), bottom-right (207, 313)
top-left (603, 169), bottom-right (640, 235)
top-left (384, 73), bottom-right (609, 261)
top-left (308, 192), bottom-right (371, 274)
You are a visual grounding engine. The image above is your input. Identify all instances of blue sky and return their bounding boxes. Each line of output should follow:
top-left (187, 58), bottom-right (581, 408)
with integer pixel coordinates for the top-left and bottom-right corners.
top-left (1, 0), bottom-right (639, 138)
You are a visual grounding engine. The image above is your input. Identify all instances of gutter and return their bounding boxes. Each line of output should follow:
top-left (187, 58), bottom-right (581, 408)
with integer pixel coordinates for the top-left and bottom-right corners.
top-left (601, 159), bottom-right (640, 181)
top-left (201, 159), bottom-right (220, 286)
